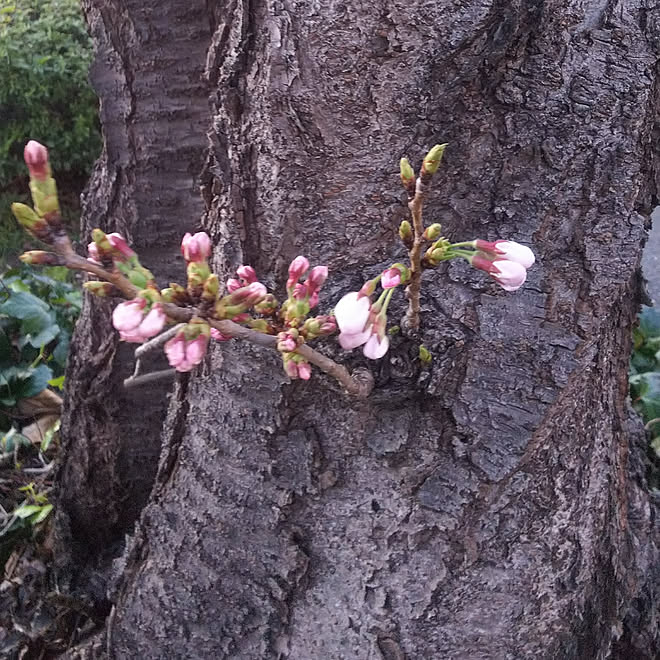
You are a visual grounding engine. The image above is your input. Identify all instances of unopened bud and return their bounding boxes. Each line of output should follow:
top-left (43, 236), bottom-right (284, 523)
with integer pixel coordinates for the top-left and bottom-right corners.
top-left (202, 274), bottom-right (220, 302)
top-left (306, 265), bottom-right (328, 295)
top-left (83, 281), bottom-right (116, 297)
top-left (236, 265), bottom-right (257, 283)
top-left (11, 203), bottom-right (49, 238)
top-left (181, 232), bottom-right (212, 263)
top-left (248, 319), bottom-right (271, 333)
top-left (19, 250), bottom-right (59, 266)
top-left (423, 223), bottom-right (442, 241)
top-left (421, 143), bottom-right (447, 176)
top-left (400, 157), bottom-right (415, 185)
top-left (399, 220), bottom-right (413, 249)
top-left (253, 293), bottom-right (278, 315)
top-left (24, 141), bottom-right (50, 180)
top-left (187, 261), bottom-right (211, 290)
top-left (359, 277), bottom-right (379, 297)
top-left (161, 282), bottom-right (188, 304)
top-left (287, 255), bottom-right (310, 290)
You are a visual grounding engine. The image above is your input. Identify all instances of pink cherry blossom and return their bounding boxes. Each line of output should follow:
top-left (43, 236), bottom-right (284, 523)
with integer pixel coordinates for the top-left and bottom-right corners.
top-left (334, 292), bottom-right (371, 335)
top-left (24, 141), bottom-right (49, 180)
top-left (381, 268), bottom-right (401, 289)
top-left (338, 328), bottom-right (372, 350)
top-left (363, 334), bottom-right (389, 360)
top-left (181, 232), bottom-right (212, 262)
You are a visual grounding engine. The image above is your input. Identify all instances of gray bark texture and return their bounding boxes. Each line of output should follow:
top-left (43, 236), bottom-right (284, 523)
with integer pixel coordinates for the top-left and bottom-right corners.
top-left (56, 0), bottom-right (659, 658)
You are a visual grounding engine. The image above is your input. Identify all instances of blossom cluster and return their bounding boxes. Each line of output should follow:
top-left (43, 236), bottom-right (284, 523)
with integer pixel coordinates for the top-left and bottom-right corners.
top-left (13, 140), bottom-right (537, 389)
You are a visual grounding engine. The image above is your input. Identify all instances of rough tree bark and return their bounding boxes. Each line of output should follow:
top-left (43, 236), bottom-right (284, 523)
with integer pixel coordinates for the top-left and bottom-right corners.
top-left (56, 0), bottom-right (658, 657)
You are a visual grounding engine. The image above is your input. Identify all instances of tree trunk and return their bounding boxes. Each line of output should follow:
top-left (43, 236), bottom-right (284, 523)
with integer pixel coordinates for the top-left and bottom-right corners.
top-left (58, 0), bottom-right (659, 657)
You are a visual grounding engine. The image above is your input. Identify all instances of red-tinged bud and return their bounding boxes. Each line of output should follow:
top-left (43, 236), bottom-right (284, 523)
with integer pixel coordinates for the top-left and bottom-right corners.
top-left (24, 141), bottom-right (49, 180)
top-left (19, 250), bottom-right (60, 266)
top-left (181, 232), bottom-right (212, 263)
top-left (106, 232), bottom-right (136, 259)
top-left (226, 278), bottom-right (242, 293)
top-left (469, 254), bottom-right (527, 291)
top-left (423, 223), bottom-right (442, 241)
top-left (87, 242), bottom-right (102, 264)
top-left (83, 281), bottom-right (116, 297)
top-left (236, 265), bottom-right (257, 284)
top-left (309, 290), bottom-right (319, 309)
top-left (287, 255), bottom-right (310, 290)
top-left (302, 315), bottom-right (337, 339)
top-left (293, 282), bottom-right (307, 300)
top-left (306, 266), bottom-right (328, 295)
top-left (358, 277), bottom-right (379, 298)
top-left (232, 313), bottom-right (250, 323)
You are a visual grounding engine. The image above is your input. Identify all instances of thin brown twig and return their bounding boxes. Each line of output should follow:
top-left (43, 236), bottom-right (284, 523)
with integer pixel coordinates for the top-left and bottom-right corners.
top-left (404, 177), bottom-right (427, 331)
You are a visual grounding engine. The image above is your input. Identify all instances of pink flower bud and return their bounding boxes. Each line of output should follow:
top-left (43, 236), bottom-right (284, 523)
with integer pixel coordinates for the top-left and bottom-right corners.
top-left (363, 334), bottom-right (389, 360)
top-left (309, 291), bottom-right (320, 309)
top-left (306, 266), bottom-right (328, 295)
top-left (334, 292), bottom-right (371, 335)
top-left (87, 242), bottom-right (101, 264)
top-left (381, 268), bottom-right (401, 289)
top-left (287, 255), bottom-right (310, 288)
top-left (106, 232), bottom-right (136, 259)
top-left (293, 282), bottom-right (307, 300)
top-left (277, 331), bottom-right (298, 352)
top-left (112, 299), bottom-right (147, 333)
top-left (24, 140), bottom-right (49, 180)
top-left (181, 232), bottom-right (212, 262)
top-left (283, 358), bottom-right (299, 378)
top-left (475, 239), bottom-right (535, 269)
top-left (298, 362), bottom-right (312, 380)
top-left (226, 278), bottom-right (242, 293)
top-left (186, 335), bottom-right (208, 365)
top-left (236, 265), bottom-right (257, 283)
top-left (210, 328), bottom-right (233, 341)
top-left (471, 255), bottom-right (527, 291)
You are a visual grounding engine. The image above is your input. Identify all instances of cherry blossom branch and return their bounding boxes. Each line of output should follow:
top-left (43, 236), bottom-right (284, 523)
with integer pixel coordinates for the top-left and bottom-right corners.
top-left (44, 245), bottom-right (374, 398)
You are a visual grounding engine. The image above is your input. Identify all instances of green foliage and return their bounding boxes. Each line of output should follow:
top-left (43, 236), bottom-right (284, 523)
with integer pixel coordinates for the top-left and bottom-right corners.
top-left (0, 264), bottom-right (81, 428)
top-left (0, 0), bottom-right (101, 182)
top-left (630, 306), bottom-right (660, 472)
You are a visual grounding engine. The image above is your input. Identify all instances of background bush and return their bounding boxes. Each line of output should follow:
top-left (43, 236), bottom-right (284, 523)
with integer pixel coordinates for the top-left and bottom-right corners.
top-left (0, 0), bottom-right (101, 183)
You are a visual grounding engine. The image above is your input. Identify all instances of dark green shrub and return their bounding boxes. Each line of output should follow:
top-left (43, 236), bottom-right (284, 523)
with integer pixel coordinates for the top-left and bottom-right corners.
top-left (0, 264), bottom-right (81, 430)
top-left (0, 0), bottom-right (101, 183)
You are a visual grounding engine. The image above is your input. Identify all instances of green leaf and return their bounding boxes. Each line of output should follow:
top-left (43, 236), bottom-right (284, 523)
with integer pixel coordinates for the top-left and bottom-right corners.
top-left (632, 372), bottom-right (660, 422)
top-left (48, 374), bottom-right (65, 390)
top-left (638, 306), bottom-right (660, 340)
top-left (13, 503), bottom-right (44, 519)
top-left (0, 291), bottom-right (49, 318)
top-left (32, 503), bottom-right (53, 524)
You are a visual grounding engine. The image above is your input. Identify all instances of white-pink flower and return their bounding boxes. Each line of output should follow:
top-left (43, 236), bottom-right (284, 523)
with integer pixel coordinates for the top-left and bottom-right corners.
top-left (475, 239), bottom-right (535, 269)
top-left (363, 334), bottom-right (389, 359)
top-left (490, 260), bottom-right (527, 291)
top-left (334, 292), bottom-right (371, 335)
